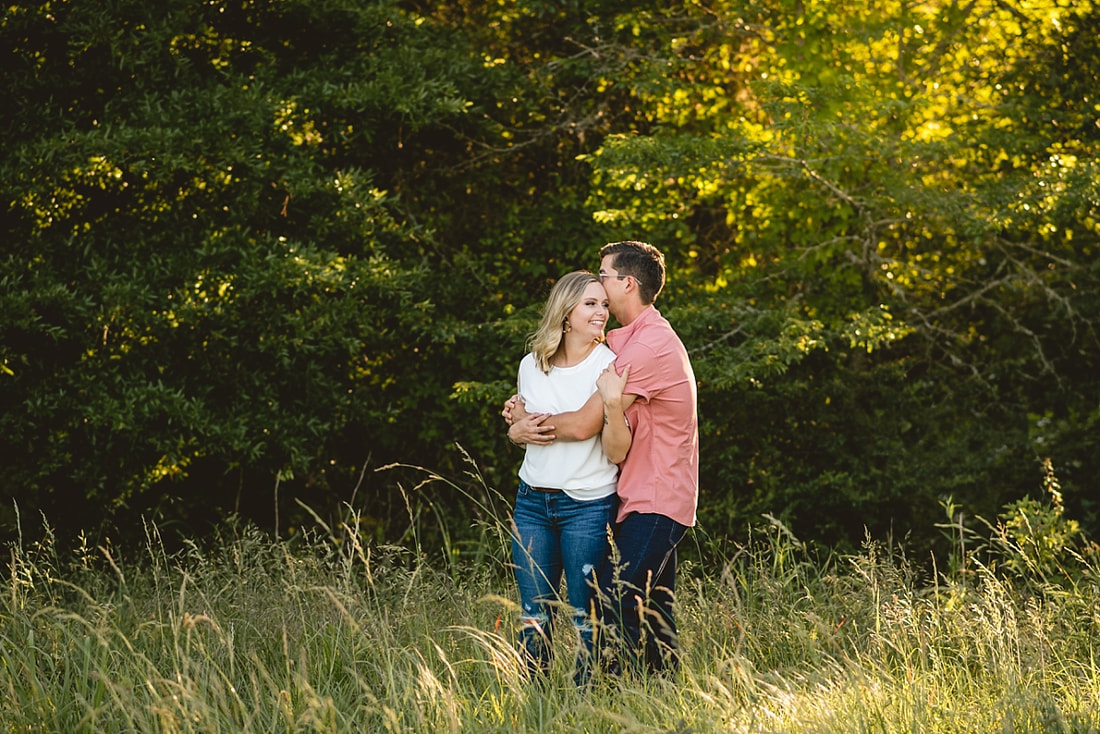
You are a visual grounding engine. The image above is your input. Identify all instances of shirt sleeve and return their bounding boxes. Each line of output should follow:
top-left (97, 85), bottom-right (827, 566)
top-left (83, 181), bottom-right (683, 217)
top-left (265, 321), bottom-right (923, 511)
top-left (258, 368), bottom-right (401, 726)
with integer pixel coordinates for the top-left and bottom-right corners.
top-left (516, 353), bottom-right (531, 401)
top-left (615, 340), bottom-right (657, 402)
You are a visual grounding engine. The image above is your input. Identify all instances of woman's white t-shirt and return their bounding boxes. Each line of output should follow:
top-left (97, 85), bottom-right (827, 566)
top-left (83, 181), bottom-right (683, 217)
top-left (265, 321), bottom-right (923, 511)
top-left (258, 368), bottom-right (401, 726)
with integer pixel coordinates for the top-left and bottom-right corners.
top-left (517, 342), bottom-right (618, 501)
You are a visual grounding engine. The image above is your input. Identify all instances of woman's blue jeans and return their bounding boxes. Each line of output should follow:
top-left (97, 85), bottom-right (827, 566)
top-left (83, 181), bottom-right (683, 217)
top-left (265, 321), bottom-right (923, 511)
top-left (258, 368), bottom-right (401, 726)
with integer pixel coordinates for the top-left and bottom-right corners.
top-left (511, 480), bottom-right (617, 683)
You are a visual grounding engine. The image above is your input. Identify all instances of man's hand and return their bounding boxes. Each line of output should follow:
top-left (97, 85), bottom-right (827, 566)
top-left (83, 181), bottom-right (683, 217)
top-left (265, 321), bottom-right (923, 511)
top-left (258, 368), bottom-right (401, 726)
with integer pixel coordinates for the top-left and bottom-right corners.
top-left (502, 394), bottom-right (531, 426)
top-left (510, 396), bottom-right (530, 423)
top-left (508, 411), bottom-right (555, 446)
top-left (501, 394), bottom-right (520, 426)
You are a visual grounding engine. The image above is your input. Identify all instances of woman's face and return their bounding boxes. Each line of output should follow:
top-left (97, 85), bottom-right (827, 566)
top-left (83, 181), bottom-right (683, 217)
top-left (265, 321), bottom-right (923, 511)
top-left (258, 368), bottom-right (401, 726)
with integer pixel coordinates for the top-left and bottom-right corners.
top-left (566, 281), bottom-right (610, 340)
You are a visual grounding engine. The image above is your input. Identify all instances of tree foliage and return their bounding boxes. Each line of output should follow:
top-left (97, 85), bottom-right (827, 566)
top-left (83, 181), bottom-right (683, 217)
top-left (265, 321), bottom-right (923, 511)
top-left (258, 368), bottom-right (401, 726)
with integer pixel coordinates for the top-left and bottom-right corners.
top-left (2, 0), bottom-right (1097, 553)
top-left (572, 0), bottom-right (1100, 547)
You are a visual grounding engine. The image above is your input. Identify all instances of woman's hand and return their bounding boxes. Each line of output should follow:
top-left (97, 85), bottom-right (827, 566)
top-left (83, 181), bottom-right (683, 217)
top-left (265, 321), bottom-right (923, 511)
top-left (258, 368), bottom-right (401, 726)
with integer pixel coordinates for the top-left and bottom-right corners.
top-left (508, 411), bottom-right (555, 445)
top-left (596, 363), bottom-right (632, 464)
top-left (596, 363), bottom-right (629, 407)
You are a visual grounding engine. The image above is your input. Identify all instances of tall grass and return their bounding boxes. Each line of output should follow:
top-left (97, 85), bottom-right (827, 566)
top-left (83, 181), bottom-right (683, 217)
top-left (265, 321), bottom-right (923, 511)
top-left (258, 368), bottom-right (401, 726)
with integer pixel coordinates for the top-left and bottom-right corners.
top-left (3, 465), bottom-right (1100, 733)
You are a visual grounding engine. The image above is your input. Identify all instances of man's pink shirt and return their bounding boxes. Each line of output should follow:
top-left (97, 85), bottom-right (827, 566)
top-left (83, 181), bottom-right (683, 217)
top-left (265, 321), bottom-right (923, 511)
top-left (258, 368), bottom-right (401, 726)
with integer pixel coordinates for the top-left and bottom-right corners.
top-left (605, 306), bottom-right (699, 527)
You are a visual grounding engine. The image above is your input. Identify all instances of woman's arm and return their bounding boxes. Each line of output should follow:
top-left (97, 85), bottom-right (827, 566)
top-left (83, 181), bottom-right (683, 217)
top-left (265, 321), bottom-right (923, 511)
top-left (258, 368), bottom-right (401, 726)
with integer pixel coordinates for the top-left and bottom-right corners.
top-left (596, 364), bottom-right (634, 464)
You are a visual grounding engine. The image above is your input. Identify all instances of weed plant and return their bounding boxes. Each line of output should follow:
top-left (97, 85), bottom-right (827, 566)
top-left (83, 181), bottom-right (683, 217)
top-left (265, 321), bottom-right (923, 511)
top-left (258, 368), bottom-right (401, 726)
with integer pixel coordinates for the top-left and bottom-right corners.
top-left (3, 461), bottom-right (1099, 733)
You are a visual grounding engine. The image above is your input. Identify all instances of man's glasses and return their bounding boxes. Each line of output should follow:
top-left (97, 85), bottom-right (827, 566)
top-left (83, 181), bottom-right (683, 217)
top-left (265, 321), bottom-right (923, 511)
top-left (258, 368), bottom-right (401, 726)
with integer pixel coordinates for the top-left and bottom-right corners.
top-left (599, 273), bottom-right (640, 286)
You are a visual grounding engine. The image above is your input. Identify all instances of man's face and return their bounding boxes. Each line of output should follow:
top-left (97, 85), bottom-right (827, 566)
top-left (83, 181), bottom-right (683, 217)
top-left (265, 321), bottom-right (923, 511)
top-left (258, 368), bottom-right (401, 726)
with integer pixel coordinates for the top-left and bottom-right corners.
top-left (598, 254), bottom-right (628, 321)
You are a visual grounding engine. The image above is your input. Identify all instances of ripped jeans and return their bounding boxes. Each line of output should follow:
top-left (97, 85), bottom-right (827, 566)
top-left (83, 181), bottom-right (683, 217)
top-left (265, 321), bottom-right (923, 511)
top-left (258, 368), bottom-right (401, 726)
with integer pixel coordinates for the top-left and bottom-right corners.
top-left (511, 480), bottom-right (617, 684)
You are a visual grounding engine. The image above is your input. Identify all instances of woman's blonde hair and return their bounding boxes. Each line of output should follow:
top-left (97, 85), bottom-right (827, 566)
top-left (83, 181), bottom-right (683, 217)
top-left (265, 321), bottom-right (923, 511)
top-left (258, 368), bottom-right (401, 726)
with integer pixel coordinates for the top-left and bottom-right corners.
top-left (528, 271), bottom-right (602, 374)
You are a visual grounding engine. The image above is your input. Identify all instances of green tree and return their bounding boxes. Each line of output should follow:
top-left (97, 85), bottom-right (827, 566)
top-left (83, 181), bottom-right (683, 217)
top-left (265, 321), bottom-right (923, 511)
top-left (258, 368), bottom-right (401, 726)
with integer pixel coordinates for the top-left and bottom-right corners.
top-left (571, 0), bottom-right (1100, 547)
top-left (3, 0), bottom-right (1097, 556)
top-left (1, 0), bottom-right (483, 538)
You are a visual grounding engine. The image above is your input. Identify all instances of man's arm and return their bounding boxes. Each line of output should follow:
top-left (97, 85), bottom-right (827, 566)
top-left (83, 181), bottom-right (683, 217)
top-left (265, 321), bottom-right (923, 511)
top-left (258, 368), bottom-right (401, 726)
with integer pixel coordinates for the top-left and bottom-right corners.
top-left (597, 364), bottom-right (635, 464)
top-left (540, 391), bottom-right (605, 441)
top-left (503, 389), bottom-right (604, 442)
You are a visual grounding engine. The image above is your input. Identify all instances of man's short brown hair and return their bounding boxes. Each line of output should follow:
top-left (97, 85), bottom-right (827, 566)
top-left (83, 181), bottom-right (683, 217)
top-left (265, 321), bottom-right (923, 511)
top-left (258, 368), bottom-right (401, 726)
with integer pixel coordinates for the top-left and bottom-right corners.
top-left (600, 240), bottom-right (666, 304)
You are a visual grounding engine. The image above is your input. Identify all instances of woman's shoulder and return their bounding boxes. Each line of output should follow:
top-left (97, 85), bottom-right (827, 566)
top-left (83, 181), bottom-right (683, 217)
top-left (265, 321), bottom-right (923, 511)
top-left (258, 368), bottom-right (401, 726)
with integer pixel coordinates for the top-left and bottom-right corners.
top-left (518, 352), bottom-right (541, 374)
top-left (594, 342), bottom-right (616, 361)
top-left (579, 342), bottom-right (616, 371)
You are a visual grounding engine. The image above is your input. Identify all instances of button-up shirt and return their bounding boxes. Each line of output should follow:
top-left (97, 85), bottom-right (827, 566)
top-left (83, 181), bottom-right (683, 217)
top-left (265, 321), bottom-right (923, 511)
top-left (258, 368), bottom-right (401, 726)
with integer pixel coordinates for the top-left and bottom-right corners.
top-left (606, 306), bottom-right (699, 526)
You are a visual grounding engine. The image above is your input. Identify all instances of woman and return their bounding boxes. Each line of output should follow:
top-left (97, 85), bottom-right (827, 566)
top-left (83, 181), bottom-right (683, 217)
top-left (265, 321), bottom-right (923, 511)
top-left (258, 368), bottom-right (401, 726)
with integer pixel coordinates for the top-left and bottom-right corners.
top-left (505, 271), bottom-right (618, 685)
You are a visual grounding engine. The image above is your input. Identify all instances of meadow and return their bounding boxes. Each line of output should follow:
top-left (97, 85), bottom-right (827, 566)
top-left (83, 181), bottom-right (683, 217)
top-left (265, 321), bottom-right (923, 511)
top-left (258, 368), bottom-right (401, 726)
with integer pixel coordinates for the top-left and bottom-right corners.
top-left (3, 466), bottom-right (1099, 733)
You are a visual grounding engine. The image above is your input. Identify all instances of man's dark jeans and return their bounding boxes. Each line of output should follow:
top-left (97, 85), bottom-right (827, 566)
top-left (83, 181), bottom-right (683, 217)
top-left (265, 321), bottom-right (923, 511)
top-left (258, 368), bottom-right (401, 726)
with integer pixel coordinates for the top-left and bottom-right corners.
top-left (596, 512), bottom-right (688, 676)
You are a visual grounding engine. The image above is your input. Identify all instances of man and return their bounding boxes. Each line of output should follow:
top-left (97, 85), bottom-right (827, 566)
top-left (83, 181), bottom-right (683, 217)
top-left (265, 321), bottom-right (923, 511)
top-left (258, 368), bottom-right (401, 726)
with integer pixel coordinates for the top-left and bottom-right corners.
top-left (506, 241), bottom-right (699, 676)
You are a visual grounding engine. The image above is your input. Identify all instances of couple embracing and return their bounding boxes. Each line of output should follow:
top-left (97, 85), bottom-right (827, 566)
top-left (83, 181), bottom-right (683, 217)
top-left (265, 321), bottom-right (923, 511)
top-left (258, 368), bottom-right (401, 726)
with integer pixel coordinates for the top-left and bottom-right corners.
top-left (502, 240), bottom-right (699, 686)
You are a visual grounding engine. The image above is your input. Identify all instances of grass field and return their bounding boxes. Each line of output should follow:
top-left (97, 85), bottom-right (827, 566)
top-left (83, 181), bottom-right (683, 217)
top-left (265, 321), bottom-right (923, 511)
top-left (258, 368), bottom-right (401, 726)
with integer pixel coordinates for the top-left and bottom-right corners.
top-left (3, 469), bottom-right (1099, 732)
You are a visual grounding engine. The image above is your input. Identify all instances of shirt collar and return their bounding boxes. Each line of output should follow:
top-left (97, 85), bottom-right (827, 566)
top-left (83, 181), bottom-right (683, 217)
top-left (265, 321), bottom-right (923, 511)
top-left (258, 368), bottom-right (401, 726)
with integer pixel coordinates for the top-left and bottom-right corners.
top-left (607, 305), bottom-right (657, 352)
